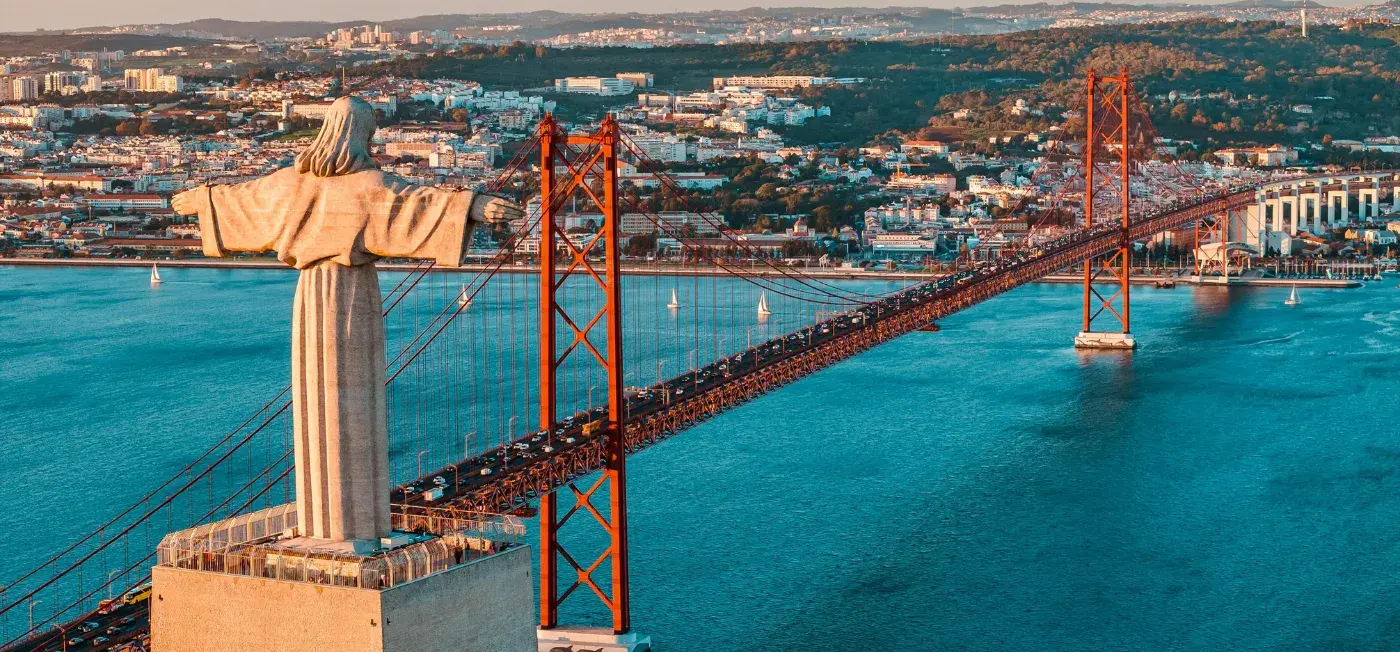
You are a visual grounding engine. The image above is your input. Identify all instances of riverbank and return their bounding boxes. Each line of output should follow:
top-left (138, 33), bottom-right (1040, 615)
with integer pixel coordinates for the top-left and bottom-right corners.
top-left (0, 257), bottom-right (939, 281)
top-left (3, 258), bottom-right (1380, 288)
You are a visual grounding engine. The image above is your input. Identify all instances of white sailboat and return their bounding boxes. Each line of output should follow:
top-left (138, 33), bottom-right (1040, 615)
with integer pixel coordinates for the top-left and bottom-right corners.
top-left (149, 264), bottom-right (162, 286)
top-left (666, 288), bottom-right (681, 310)
top-left (457, 284), bottom-right (471, 309)
top-left (757, 291), bottom-right (772, 317)
top-left (1285, 285), bottom-right (1301, 306)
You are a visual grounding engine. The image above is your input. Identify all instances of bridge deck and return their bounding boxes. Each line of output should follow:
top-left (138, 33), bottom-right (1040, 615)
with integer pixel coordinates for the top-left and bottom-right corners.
top-left (396, 190), bottom-right (1257, 516)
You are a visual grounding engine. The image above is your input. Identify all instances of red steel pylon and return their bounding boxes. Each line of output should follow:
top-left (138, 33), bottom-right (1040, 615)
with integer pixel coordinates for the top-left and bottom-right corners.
top-left (536, 114), bottom-right (632, 635)
top-left (1078, 68), bottom-right (1137, 349)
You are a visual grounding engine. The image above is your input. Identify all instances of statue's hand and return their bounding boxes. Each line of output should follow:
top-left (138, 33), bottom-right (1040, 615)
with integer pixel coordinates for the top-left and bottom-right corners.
top-left (170, 188), bottom-right (202, 216)
top-left (473, 195), bottom-right (525, 225)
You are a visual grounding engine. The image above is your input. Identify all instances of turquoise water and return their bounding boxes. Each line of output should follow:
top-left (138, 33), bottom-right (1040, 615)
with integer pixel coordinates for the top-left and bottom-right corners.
top-left (3, 266), bottom-right (1400, 650)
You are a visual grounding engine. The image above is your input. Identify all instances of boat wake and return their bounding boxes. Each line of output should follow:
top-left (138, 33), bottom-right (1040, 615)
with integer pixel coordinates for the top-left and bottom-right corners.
top-left (1362, 310), bottom-right (1400, 337)
top-left (1241, 331), bottom-right (1302, 346)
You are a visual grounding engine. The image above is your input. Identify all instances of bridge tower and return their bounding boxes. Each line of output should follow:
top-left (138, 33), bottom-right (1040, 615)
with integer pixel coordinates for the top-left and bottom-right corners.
top-left (535, 114), bottom-right (650, 652)
top-left (1075, 68), bottom-right (1138, 350)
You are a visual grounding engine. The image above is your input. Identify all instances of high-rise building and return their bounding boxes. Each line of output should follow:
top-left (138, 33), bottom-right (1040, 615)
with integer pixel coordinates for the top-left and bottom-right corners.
top-left (44, 71), bottom-right (83, 94)
top-left (125, 68), bottom-right (161, 91)
top-left (124, 68), bottom-right (182, 92)
top-left (11, 76), bottom-right (40, 101)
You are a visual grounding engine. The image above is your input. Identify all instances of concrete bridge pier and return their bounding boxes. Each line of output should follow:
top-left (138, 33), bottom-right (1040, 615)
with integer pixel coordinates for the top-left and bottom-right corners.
top-left (1358, 184), bottom-right (1380, 221)
top-left (1074, 331), bottom-right (1137, 350)
top-left (1299, 192), bottom-right (1322, 234)
top-left (1278, 195), bottom-right (1299, 235)
top-left (1328, 184), bottom-right (1350, 226)
top-left (1243, 202), bottom-right (1266, 251)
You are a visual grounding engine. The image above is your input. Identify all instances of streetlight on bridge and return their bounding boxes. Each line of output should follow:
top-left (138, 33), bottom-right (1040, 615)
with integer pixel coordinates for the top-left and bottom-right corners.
top-left (28, 599), bottom-right (40, 637)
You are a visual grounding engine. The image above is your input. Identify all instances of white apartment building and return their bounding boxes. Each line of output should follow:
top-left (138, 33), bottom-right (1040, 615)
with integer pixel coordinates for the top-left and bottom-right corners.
top-left (885, 173), bottom-right (956, 195)
top-left (9, 77), bottom-right (40, 102)
top-left (712, 75), bottom-right (832, 91)
top-left (292, 95), bottom-right (398, 119)
top-left (44, 72), bottom-right (84, 94)
top-left (124, 68), bottom-right (183, 93)
top-left (628, 137), bottom-right (688, 162)
top-left (616, 72), bottom-right (653, 88)
top-left (620, 211), bottom-right (720, 235)
top-left (554, 76), bottom-right (635, 96)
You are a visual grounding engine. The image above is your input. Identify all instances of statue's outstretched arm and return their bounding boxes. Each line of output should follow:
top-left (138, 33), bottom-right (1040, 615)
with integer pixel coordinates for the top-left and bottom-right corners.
top-left (361, 180), bottom-right (523, 266)
top-left (171, 172), bottom-right (289, 257)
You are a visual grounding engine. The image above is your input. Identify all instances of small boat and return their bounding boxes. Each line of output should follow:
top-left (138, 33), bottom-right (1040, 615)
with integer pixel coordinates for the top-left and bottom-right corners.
top-left (666, 289), bottom-right (681, 310)
top-left (757, 291), bottom-right (772, 317)
top-left (150, 264), bottom-right (162, 286)
top-left (1285, 285), bottom-right (1301, 306)
top-left (457, 284), bottom-right (471, 309)
top-left (1155, 274), bottom-right (1176, 289)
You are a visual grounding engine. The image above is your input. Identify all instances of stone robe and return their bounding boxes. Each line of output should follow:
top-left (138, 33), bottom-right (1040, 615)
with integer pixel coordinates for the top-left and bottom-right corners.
top-left (188, 166), bottom-right (481, 544)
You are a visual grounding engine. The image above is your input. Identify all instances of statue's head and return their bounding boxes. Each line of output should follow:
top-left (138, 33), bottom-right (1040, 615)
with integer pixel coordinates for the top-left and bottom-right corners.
top-left (295, 96), bottom-right (378, 177)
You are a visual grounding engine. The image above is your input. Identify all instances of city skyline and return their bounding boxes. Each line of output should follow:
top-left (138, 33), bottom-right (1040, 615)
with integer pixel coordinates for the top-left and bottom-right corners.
top-left (0, 0), bottom-right (1366, 34)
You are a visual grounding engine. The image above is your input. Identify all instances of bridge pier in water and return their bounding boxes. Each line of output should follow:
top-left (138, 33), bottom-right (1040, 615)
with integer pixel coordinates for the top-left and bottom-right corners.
top-left (1074, 68), bottom-right (1137, 351)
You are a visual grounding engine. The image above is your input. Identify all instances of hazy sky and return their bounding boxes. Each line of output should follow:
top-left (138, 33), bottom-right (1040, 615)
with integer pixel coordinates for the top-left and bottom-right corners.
top-left (10, 1), bottom-right (906, 33)
top-left (1, 0), bottom-right (1370, 34)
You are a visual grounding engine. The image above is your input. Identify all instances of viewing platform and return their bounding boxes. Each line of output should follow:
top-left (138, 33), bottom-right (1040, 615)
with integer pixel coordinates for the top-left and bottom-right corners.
top-left (150, 504), bottom-right (535, 652)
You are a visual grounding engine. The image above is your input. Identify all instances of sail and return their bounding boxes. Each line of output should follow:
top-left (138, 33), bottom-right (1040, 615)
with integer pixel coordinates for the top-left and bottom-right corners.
top-left (757, 291), bottom-right (771, 316)
top-left (667, 288), bottom-right (681, 309)
top-left (150, 264), bottom-right (162, 284)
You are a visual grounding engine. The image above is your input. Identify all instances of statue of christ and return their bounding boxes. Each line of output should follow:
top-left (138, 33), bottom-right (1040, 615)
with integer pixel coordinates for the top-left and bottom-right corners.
top-left (172, 96), bottom-right (522, 548)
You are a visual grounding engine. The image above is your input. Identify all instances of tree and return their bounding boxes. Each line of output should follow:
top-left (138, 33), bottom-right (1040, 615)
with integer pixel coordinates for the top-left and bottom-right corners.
top-left (624, 232), bottom-right (658, 257)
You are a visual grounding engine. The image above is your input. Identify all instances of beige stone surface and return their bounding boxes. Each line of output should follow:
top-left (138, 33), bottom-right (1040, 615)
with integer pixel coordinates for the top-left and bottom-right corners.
top-left (151, 546), bottom-right (536, 652)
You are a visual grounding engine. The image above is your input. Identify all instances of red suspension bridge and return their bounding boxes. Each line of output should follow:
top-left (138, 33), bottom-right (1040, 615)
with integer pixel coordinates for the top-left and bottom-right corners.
top-left (2, 70), bottom-right (1396, 651)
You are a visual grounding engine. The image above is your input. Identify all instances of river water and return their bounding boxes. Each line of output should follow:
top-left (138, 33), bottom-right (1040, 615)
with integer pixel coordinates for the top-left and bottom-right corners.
top-left (3, 265), bottom-right (1400, 650)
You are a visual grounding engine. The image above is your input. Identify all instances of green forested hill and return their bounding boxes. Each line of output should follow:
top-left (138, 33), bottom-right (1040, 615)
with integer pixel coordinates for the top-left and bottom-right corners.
top-left (366, 19), bottom-right (1400, 147)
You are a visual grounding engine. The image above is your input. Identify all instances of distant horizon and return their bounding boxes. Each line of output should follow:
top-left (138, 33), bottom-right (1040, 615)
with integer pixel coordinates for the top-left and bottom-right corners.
top-left (0, 0), bottom-right (1370, 36)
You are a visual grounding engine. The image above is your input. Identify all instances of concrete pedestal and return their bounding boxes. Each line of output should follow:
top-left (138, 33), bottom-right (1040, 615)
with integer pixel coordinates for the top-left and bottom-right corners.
top-left (537, 626), bottom-right (652, 652)
top-left (1074, 331), bottom-right (1137, 350)
top-left (151, 546), bottom-right (535, 652)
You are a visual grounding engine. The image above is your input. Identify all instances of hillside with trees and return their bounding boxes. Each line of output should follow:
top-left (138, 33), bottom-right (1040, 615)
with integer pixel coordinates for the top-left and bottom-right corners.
top-left (361, 19), bottom-right (1400, 147)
